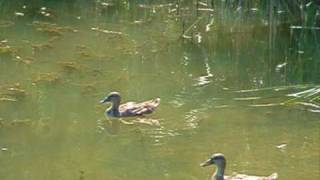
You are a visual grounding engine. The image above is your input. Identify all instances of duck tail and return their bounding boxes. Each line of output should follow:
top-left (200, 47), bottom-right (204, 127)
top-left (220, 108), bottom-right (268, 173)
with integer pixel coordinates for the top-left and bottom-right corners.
top-left (269, 173), bottom-right (278, 180)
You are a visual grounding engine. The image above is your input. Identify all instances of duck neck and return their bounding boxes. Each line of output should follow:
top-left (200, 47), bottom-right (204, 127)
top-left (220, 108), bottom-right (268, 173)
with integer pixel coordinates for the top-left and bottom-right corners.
top-left (213, 163), bottom-right (225, 180)
top-left (111, 99), bottom-right (120, 111)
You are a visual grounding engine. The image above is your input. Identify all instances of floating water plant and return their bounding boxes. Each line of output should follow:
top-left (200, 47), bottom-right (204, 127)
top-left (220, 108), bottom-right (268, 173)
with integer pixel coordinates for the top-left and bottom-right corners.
top-left (0, 41), bottom-right (17, 57)
top-left (32, 73), bottom-right (60, 84)
top-left (31, 21), bottom-right (78, 37)
top-left (6, 86), bottom-right (26, 98)
top-left (14, 56), bottom-right (35, 65)
top-left (0, 45), bottom-right (15, 56)
top-left (0, 83), bottom-right (27, 102)
top-left (0, 118), bottom-right (32, 127)
top-left (75, 45), bottom-right (114, 60)
top-left (57, 61), bottom-right (84, 72)
top-left (10, 118), bottom-right (32, 126)
top-left (0, 97), bottom-right (17, 102)
top-left (91, 27), bottom-right (124, 36)
top-left (31, 42), bottom-right (53, 51)
top-left (0, 20), bottom-right (14, 28)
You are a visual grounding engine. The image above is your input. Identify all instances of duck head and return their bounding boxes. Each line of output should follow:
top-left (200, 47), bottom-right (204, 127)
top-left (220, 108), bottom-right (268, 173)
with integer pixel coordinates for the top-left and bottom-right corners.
top-left (200, 153), bottom-right (226, 168)
top-left (100, 92), bottom-right (121, 104)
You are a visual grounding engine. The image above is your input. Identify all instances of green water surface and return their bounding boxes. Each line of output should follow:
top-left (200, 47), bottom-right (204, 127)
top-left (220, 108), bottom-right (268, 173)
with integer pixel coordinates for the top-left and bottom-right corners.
top-left (0, 1), bottom-right (319, 180)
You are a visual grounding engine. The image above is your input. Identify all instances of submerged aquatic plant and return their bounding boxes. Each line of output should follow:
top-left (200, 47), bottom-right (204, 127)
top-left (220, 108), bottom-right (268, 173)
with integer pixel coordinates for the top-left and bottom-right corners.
top-left (31, 21), bottom-right (78, 37)
top-left (32, 72), bottom-right (61, 84)
top-left (58, 61), bottom-right (82, 72)
top-left (0, 83), bottom-right (27, 102)
top-left (0, 40), bottom-right (17, 57)
top-left (0, 20), bottom-right (14, 28)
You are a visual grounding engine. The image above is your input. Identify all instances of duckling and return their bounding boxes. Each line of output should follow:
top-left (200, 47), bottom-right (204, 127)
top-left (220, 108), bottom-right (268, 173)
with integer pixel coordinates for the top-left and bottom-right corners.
top-left (200, 153), bottom-right (278, 180)
top-left (100, 92), bottom-right (160, 117)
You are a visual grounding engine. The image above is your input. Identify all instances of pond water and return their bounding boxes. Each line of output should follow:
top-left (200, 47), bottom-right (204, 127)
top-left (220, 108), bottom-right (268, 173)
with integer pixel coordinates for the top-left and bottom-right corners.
top-left (0, 1), bottom-right (319, 180)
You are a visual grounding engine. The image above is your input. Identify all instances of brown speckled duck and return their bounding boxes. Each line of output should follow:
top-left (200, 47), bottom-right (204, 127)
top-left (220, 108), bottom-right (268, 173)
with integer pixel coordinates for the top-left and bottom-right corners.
top-left (200, 153), bottom-right (278, 180)
top-left (100, 92), bottom-right (160, 117)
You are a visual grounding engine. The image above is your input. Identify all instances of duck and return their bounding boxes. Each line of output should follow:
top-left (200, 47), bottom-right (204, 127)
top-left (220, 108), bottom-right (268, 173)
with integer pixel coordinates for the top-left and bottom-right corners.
top-left (100, 92), bottom-right (160, 117)
top-left (200, 153), bottom-right (278, 180)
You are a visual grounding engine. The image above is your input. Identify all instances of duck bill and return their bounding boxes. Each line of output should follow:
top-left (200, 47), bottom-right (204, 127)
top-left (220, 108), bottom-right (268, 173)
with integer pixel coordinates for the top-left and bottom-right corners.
top-left (200, 159), bottom-right (213, 167)
top-left (100, 97), bottom-right (110, 104)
